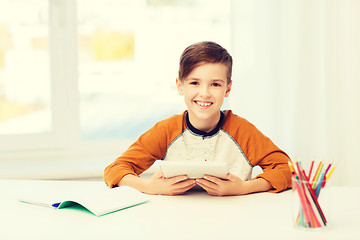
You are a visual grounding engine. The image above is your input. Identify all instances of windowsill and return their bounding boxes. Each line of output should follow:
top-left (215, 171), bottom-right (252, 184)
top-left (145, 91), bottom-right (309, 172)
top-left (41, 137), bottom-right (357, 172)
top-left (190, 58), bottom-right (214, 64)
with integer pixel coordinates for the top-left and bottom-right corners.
top-left (0, 140), bottom-right (126, 180)
top-left (0, 149), bottom-right (160, 181)
top-left (0, 154), bottom-right (109, 180)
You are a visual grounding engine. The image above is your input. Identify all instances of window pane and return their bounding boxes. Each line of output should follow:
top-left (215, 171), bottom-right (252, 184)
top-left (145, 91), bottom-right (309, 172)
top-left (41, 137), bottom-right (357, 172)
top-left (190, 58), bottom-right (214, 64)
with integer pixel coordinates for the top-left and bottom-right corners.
top-left (0, 0), bottom-right (51, 135)
top-left (78, 0), bottom-right (231, 140)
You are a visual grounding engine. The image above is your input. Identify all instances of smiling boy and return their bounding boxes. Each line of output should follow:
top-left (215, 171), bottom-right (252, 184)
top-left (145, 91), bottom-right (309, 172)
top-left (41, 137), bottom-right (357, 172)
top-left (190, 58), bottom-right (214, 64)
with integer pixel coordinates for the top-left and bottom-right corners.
top-left (104, 41), bottom-right (292, 196)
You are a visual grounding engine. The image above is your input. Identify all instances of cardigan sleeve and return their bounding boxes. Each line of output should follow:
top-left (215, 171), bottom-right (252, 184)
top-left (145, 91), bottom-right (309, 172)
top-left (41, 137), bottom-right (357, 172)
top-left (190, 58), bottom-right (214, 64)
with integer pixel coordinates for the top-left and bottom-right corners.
top-left (252, 151), bottom-right (292, 192)
top-left (104, 113), bottom-right (185, 188)
top-left (245, 125), bottom-right (292, 192)
top-left (224, 111), bottom-right (292, 192)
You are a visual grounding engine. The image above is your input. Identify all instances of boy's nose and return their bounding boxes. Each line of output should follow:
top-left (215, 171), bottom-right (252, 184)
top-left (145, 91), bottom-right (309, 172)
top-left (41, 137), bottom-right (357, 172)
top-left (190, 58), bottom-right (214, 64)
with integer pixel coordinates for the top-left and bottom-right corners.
top-left (199, 85), bottom-right (211, 98)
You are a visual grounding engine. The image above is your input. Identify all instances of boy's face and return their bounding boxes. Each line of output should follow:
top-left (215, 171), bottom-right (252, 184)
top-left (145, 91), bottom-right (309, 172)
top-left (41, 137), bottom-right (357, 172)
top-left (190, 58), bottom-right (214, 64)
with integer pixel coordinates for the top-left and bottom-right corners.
top-left (176, 63), bottom-right (232, 130)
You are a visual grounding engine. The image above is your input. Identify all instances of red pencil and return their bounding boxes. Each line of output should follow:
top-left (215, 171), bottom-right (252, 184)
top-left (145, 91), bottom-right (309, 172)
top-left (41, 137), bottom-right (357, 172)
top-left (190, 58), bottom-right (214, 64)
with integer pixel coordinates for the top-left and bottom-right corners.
top-left (308, 160), bottom-right (314, 179)
top-left (324, 163), bottom-right (332, 176)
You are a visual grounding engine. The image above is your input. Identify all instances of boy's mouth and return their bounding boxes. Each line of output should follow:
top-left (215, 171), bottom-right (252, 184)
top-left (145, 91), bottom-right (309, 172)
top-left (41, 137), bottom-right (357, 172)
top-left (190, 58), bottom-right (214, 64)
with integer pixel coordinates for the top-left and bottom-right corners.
top-left (194, 100), bottom-right (213, 107)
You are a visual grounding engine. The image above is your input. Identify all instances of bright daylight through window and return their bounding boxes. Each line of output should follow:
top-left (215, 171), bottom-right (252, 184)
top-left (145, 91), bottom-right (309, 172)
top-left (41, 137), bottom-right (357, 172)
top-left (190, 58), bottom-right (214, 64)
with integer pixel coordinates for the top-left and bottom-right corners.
top-left (77, 0), bottom-right (231, 140)
top-left (0, 0), bottom-right (231, 152)
top-left (0, 1), bottom-right (51, 135)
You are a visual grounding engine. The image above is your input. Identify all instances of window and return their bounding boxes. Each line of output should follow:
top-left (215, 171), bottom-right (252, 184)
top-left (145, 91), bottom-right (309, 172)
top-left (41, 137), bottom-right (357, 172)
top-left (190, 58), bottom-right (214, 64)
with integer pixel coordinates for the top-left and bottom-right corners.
top-left (0, 1), bottom-right (51, 135)
top-left (0, 0), bottom-right (231, 154)
top-left (77, 0), bottom-right (231, 140)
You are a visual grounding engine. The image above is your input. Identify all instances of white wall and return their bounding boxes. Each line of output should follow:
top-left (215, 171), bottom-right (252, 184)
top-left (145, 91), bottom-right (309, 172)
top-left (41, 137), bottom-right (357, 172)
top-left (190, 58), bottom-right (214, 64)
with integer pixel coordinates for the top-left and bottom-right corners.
top-left (231, 0), bottom-right (360, 186)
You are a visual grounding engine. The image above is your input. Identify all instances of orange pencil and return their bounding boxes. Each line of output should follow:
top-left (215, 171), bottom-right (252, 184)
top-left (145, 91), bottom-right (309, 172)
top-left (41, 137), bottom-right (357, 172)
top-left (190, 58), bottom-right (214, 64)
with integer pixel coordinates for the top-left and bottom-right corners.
top-left (312, 161), bottom-right (324, 188)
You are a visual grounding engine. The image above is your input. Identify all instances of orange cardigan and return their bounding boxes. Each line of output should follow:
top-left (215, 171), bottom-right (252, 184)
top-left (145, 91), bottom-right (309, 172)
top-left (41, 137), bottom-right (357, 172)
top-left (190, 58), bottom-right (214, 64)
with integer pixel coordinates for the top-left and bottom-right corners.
top-left (104, 110), bottom-right (292, 192)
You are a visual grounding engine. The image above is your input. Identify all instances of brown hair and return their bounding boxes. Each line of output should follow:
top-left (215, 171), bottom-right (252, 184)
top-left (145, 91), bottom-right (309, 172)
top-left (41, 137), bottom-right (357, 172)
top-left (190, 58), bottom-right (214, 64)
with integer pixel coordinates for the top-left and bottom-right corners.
top-left (178, 41), bottom-right (233, 84)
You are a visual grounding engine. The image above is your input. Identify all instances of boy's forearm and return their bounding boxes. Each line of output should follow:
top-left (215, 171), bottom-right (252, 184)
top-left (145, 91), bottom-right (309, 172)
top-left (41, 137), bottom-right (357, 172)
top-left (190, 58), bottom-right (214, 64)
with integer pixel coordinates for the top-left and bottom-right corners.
top-left (242, 178), bottom-right (272, 194)
top-left (119, 174), bottom-right (150, 193)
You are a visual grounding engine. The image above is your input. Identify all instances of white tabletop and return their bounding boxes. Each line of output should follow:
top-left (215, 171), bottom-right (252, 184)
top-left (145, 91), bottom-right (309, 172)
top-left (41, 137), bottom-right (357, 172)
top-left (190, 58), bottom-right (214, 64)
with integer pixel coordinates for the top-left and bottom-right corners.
top-left (1, 179), bottom-right (359, 240)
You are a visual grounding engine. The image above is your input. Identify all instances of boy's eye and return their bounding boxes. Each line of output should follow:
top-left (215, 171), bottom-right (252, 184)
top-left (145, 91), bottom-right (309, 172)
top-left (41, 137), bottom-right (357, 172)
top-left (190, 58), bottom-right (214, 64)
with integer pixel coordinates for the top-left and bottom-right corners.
top-left (212, 83), bottom-right (221, 87)
top-left (189, 81), bottom-right (199, 85)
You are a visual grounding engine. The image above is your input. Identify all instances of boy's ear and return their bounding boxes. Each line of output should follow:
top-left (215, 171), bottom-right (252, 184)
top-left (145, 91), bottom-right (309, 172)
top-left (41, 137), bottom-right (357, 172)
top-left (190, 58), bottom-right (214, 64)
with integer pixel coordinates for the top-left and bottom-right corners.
top-left (176, 78), bottom-right (183, 95)
top-left (225, 80), bottom-right (232, 97)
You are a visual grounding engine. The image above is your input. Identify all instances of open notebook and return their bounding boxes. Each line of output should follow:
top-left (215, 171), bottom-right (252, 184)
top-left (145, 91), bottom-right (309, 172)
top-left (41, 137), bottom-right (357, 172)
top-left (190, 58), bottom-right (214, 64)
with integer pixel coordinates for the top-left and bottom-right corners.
top-left (19, 185), bottom-right (149, 217)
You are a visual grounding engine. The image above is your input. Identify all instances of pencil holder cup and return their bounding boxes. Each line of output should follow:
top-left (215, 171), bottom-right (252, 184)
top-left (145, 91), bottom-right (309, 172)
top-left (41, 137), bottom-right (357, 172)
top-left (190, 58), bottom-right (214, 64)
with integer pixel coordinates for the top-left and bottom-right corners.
top-left (292, 176), bottom-right (331, 230)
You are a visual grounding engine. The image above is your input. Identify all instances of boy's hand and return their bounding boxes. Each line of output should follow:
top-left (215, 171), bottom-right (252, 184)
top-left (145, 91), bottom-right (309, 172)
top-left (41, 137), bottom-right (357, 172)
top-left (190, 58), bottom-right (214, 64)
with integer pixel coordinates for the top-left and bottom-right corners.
top-left (195, 173), bottom-right (272, 196)
top-left (195, 173), bottom-right (246, 196)
top-left (146, 170), bottom-right (196, 195)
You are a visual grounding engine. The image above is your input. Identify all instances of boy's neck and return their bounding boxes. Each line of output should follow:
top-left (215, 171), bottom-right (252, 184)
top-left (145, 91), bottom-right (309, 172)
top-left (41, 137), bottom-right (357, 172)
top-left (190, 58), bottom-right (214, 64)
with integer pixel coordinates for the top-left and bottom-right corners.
top-left (187, 111), bottom-right (223, 133)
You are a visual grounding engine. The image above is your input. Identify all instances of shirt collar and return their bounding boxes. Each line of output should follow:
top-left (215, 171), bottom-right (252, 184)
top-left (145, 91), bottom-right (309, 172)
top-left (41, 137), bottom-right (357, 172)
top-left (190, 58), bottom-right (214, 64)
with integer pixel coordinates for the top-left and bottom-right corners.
top-left (186, 111), bottom-right (224, 137)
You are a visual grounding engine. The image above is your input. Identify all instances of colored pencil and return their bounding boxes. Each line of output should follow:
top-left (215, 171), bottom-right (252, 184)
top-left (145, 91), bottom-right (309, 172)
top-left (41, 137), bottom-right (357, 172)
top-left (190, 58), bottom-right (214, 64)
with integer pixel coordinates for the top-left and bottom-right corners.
top-left (326, 166), bottom-right (335, 180)
top-left (312, 162), bottom-right (324, 188)
top-left (311, 161), bottom-right (323, 182)
top-left (289, 159), bottom-right (334, 228)
top-left (308, 160), bottom-right (314, 179)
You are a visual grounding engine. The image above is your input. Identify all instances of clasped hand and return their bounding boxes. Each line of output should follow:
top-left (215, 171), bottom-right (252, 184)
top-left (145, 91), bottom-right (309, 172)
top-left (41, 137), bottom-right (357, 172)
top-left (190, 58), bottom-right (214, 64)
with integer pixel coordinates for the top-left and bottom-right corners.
top-left (147, 170), bottom-right (246, 196)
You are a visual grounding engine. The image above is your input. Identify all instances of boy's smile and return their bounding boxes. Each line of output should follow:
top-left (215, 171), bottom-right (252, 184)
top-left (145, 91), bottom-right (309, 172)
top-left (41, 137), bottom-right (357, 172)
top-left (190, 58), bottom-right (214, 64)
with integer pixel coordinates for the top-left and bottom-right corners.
top-left (194, 100), bottom-right (212, 108)
top-left (176, 62), bottom-right (232, 132)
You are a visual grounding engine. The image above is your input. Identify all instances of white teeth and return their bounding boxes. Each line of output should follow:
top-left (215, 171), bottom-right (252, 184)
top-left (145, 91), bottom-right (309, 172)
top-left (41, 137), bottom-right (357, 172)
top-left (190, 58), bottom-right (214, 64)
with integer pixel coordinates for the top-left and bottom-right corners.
top-left (197, 101), bottom-right (211, 107)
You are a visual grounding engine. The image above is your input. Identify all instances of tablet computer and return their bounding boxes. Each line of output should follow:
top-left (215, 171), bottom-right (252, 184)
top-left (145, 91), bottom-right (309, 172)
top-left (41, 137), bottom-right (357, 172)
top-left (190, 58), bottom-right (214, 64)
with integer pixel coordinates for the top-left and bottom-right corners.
top-left (160, 161), bottom-right (228, 179)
